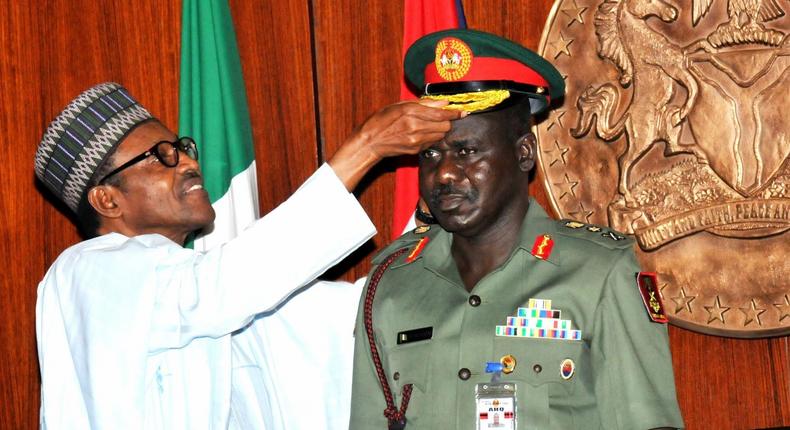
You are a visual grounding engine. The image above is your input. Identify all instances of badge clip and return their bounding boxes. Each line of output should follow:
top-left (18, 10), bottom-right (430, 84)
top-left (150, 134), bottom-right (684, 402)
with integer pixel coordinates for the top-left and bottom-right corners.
top-left (476, 378), bottom-right (517, 430)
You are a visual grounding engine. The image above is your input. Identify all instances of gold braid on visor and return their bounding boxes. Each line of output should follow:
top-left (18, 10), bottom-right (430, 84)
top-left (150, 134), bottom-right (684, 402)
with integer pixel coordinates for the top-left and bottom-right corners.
top-left (422, 90), bottom-right (510, 113)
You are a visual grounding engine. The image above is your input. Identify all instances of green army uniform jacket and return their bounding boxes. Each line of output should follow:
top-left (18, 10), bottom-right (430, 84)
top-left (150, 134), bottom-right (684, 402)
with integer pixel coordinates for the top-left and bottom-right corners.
top-left (350, 201), bottom-right (684, 430)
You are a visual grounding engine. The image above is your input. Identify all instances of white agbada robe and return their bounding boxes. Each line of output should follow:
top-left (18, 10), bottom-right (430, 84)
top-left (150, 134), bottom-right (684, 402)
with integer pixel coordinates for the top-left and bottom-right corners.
top-left (228, 209), bottom-right (418, 429)
top-left (229, 278), bottom-right (366, 429)
top-left (36, 164), bottom-right (376, 429)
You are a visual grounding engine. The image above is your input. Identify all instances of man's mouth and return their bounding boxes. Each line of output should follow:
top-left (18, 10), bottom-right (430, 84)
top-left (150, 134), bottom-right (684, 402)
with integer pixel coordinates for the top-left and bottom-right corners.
top-left (430, 184), bottom-right (476, 212)
top-left (186, 183), bottom-right (204, 193)
top-left (182, 174), bottom-right (206, 195)
top-left (435, 193), bottom-right (467, 211)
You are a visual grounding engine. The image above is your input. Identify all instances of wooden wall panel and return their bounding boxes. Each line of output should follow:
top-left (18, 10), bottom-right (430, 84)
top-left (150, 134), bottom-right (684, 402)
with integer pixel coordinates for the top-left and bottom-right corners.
top-left (230, 0), bottom-right (319, 215)
top-left (669, 328), bottom-right (790, 428)
top-left (0, 5), bottom-right (46, 426)
top-left (311, 0), bottom-right (406, 281)
top-left (1, 1), bottom-right (182, 428)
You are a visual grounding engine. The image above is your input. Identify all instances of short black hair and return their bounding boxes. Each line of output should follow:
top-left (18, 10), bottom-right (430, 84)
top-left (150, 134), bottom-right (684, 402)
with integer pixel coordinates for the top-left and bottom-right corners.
top-left (76, 154), bottom-right (123, 238)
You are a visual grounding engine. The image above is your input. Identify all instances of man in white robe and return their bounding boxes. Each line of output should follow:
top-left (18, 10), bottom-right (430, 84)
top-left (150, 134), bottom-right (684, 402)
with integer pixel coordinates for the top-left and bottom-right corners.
top-left (229, 205), bottom-right (429, 429)
top-left (34, 82), bottom-right (460, 429)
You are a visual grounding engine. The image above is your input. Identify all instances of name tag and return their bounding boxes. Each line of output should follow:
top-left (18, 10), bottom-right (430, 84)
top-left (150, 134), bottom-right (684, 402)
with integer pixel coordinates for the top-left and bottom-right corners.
top-left (396, 326), bottom-right (433, 344)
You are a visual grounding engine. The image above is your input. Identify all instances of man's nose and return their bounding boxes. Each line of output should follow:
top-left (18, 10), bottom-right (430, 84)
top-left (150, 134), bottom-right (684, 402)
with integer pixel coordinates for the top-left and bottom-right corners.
top-left (437, 154), bottom-right (461, 184)
top-left (176, 149), bottom-right (200, 171)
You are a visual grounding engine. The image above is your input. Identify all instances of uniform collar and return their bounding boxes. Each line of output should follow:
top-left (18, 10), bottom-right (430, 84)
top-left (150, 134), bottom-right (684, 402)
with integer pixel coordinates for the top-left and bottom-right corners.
top-left (515, 199), bottom-right (561, 266)
top-left (419, 198), bottom-right (560, 281)
top-left (419, 226), bottom-right (462, 285)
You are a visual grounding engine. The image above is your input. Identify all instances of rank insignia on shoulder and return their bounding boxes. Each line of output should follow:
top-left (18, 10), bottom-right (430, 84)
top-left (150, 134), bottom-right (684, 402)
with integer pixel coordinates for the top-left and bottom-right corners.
top-left (531, 234), bottom-right (554, 260)
top-left (564, 221), bottom-right (585, 229)
top-left (413, 225), bottom-right (431, 234)
top-left (586, 226), bottom-right (602, 232)
top-left (636, 272), bottom-right (669, 323)
top-left (405, 237), bottom-right (430, 263)
top-left (601, 231), bottom-right (626, 241)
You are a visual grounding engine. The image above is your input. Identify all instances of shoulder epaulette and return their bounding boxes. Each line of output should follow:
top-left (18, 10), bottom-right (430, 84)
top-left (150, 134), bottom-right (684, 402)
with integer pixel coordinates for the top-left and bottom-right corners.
top-left (554, 219), bottom-right (634, 250)
top-left (371, 224), bottom-right (439, 265)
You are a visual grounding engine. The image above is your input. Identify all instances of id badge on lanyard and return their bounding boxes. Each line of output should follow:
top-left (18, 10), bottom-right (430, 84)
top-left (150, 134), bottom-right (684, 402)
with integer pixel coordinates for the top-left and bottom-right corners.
top-left (475, 381), bottom-right (516, 429)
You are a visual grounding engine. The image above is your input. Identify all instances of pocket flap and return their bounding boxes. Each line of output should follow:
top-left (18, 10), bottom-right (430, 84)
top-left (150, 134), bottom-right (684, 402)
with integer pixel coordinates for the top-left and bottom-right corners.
top-left (493, 337), bottom-right (585, 387)
top-left (386, 342), bottom-right (431, 392)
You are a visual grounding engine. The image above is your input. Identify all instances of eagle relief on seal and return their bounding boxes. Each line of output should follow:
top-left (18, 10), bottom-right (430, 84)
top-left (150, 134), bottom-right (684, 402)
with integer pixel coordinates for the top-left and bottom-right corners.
top-left (536, 0), bottom-right (789, 337)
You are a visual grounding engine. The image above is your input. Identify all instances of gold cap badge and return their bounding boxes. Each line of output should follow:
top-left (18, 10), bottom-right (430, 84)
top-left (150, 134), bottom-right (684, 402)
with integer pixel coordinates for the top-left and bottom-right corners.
top-left (434, 37), bottom-right (473, 81)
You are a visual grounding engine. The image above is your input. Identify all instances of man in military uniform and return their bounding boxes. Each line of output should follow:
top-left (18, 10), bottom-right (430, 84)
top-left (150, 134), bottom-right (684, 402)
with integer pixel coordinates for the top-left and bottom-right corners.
top-left (350, 29), bottom-right (684, 430)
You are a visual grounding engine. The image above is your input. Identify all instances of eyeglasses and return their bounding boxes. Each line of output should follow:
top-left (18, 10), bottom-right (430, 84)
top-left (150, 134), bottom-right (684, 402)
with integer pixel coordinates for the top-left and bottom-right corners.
top-left (98, 137), bottom-right (199, 185)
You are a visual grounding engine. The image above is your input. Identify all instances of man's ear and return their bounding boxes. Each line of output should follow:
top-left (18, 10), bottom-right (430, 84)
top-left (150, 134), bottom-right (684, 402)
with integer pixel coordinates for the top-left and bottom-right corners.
top-left (516, 132), bottom-right (536, 172)
top-left (86, 186), bottom-right (122, 219)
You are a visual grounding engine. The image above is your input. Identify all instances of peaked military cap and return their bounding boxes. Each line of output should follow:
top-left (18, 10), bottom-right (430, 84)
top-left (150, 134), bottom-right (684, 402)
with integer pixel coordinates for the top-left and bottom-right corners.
top-left (404, 29), bottom-right (564, 114)
top-left (34, 83), bottom-right (153, 213)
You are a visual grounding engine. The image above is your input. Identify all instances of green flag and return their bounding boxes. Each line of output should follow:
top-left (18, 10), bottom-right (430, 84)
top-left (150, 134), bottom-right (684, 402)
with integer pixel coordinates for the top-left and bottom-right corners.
top-left (179, 0), bottom-right (258, 251)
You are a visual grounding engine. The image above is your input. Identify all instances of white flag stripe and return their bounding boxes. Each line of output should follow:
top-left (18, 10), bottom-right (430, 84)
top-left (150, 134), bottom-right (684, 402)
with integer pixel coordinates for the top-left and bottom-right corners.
top-left (194, 161), bottom-right (259, 252)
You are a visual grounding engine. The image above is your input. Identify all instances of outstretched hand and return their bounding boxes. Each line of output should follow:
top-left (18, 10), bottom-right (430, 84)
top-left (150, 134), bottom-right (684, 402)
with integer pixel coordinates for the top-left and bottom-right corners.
top-left (329, 100), bottom-right (465, 191)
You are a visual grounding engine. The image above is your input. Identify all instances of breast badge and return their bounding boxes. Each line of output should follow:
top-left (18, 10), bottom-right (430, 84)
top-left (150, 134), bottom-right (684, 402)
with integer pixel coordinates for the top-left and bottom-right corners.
top-left (536, 0), bottom-right (789, 337)
top-left (560, 358), bottom-right (576, 380)
top-left (500, 354), bottom-right (517, 374)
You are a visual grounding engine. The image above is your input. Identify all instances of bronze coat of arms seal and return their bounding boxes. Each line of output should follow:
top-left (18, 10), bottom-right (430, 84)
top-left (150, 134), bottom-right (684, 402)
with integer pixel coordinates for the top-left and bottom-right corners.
top-left (536, 0), bottom-right (789, 337)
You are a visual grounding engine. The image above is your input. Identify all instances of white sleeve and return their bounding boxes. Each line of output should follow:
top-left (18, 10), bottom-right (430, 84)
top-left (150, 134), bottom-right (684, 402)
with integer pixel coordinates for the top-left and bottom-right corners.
top-left (149, 164), bottom-right (376, 350)
top-left (229, 277), bottom-right (367, 430)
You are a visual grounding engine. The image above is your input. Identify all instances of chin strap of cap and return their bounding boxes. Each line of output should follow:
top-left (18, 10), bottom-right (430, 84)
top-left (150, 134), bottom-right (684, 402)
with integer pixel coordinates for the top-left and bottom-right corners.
top-left (364, 248), bottom-right (413, 430)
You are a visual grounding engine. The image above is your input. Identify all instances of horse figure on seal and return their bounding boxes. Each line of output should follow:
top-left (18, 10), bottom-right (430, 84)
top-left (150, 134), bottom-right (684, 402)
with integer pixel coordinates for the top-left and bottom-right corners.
top-left (572, 0), bottom-right (709, 206)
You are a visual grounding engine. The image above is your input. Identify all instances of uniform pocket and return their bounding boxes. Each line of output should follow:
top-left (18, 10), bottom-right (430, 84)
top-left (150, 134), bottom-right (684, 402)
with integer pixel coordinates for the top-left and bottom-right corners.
top-left (492, 337), bottom-right (586, 429)
top-left (386, 341), bottom-right (432, 425)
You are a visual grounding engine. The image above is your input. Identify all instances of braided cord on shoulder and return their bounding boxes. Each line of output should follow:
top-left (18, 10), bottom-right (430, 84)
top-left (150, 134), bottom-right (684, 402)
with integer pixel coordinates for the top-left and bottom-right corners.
top-left (363, 248), bottom-right (413, 430)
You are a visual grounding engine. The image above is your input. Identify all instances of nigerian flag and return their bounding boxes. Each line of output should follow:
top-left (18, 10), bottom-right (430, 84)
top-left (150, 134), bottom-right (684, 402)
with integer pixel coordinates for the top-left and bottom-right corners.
top-left (179, 0), bottom-right (258, 251)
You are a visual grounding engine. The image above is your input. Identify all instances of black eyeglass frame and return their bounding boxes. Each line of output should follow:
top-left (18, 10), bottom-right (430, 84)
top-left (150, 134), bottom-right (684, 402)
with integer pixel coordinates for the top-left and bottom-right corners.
top-left (97, 137), bottom-right (198, 185)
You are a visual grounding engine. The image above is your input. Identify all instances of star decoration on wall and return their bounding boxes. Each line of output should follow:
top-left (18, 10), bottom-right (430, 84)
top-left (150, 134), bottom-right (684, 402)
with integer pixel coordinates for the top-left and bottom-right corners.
top-left (704, 296), bottom-right (730, 324)
top-left (774, 294), bottom-right (790, 322)
top-left (550, 32), bottom-right (574, 59)
top-left (544, 140), bottom-right (570, 166)
top-left (553, 173), bottom-right (579, 200)
top-left (546, 110), bottom-right (566, 131)
top-left (739, 299), bottom-right (766, 326)
top-left (568, 200), bottom-right (593, 223)
top-left (671, 287), bottom-right (696, 315)
top-left (561, 0), bottom-right (588, 27)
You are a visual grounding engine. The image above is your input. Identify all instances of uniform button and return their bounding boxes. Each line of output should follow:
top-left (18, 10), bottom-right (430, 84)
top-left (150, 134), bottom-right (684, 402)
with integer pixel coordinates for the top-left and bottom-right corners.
top-left (468, 295), bottom-right (481, 307)
top-left (458, 368), bottom-right (471, 380)
top-left (393, 372), bottom-right (400, 381)
top-left (533, 364), bottom-right (542, 373)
